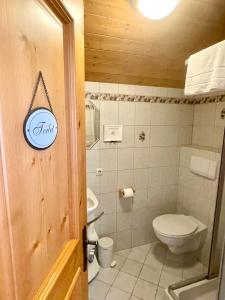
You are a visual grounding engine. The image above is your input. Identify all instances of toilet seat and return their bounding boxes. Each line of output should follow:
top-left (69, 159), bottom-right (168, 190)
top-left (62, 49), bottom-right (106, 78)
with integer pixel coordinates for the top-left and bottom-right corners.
top-left (153, 214), bottom-right (198, 238)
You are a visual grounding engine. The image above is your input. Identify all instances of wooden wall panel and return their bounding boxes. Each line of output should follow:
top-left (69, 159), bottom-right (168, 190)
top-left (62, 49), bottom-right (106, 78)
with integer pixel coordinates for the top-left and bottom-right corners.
top-left (84, 0), bottom-right (225, 88)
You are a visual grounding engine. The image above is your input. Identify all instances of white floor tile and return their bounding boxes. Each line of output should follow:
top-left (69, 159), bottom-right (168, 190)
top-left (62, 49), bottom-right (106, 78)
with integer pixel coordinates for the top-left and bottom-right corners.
top-left (97, 268), bottom-right (119, 285)
top-left (133, 278), bottom-right (157, 300)
top-left (139, 265), bottom-right (161, 285)
top-left (121, 259), bottom-right (143, 277)
top-left (113, 254), bottom-right (127, 270)
top-left (128, 247), bottom-right (148, 263)
top-left (89, 279), bottom-right (110, 300)
top-left (144, 252), bottom-right (164, 270)
top-left (155, 287), bottom-right (166, 300)
top-left (163, 259), bottom-right (183, 278)
top-left (113, 271), bottom-right (137, 293)
top-left (105, 287), bottom-right (131, 300)
top-left (116, 248), bottom-right (131, 257)
top-left (88, 242), bottom-right (205, 299)
top-left (134, 243), bottom-right (151, 255)
top-left (159, 271), bottom-right (182, 289)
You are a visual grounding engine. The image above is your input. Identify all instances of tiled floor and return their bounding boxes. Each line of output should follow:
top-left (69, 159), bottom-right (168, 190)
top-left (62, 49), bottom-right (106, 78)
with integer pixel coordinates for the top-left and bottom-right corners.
top-left (89, 242), bottom-right (206, 300)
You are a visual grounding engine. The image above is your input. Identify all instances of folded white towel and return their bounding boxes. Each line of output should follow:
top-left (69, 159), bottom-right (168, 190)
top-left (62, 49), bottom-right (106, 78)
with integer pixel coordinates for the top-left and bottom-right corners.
top-left (185, 40), bottom-right (225, 96)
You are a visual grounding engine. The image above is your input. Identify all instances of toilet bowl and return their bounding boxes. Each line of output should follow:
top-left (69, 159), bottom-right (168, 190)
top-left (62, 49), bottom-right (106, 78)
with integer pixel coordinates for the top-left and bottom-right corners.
top-left (153, 214), bottom-right (207, 255)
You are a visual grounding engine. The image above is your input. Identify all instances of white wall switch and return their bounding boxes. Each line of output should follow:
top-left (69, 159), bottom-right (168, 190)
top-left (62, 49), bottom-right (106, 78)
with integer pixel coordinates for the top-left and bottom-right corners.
top-left (103, 125), bottom-right (123, 142)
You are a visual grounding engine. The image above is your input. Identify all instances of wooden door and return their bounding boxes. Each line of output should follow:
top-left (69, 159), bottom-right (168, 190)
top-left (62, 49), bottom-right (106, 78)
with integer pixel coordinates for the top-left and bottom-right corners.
top-left (0, 0), bottom-right (87, 299)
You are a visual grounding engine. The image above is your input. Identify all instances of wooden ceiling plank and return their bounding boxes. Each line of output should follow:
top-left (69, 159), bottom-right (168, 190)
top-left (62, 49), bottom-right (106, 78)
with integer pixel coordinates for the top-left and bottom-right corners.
top-left (85, 14), bottom-right (225, 47)
top-left (84, 33), bottom-right (209, 61)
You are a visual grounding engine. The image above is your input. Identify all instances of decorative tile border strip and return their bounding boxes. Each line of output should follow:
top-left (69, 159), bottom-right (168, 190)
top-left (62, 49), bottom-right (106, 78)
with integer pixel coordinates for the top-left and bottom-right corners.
top-left (85, 92), bottom-right (225, 105)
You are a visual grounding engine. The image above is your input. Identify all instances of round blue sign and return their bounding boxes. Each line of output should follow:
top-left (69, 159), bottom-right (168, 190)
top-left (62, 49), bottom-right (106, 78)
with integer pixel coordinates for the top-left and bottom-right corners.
top-left (23, 107), bottom-right (58, 150)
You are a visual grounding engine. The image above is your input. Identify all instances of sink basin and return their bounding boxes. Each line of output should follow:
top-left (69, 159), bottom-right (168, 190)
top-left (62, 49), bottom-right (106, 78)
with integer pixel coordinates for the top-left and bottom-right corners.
top-left (87, 187), bottom-right (99, 221)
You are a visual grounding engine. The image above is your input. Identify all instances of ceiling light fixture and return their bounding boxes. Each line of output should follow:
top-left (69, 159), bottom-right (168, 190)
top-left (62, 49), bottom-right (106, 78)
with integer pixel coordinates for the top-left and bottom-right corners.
top-left (132, 0), bottom-right (180, 21)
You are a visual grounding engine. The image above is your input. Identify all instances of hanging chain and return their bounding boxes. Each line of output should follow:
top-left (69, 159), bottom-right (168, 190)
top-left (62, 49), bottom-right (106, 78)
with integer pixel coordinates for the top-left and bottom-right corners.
top-left (28, 71), bottom-right (53, 113)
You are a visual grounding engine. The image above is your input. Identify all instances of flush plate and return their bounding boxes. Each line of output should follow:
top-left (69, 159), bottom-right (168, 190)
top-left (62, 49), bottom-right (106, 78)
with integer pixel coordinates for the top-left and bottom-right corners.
top-left (103, 125), bottom-right (123, 142)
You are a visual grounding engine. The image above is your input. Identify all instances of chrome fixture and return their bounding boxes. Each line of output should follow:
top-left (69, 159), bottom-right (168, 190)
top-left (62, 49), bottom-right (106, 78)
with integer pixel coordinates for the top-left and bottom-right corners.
top-left (139, 131), bottom-right (145, 141)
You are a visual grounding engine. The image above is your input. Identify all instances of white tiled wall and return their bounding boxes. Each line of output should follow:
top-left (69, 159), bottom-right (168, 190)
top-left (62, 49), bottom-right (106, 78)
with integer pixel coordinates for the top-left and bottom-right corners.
top-left (192, 102), bottom-right (225, 149)
top-left (85, 82), bottom-right (184, 98)
top-left (86, 82), bottom-right (193, 250)
top-left (177, 146), bottom-right (221, 265)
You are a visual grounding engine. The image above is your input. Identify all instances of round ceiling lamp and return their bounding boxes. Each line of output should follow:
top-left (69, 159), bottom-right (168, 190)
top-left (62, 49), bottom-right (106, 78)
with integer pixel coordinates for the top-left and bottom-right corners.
top-left (132, 0), bottom-right (180, 20)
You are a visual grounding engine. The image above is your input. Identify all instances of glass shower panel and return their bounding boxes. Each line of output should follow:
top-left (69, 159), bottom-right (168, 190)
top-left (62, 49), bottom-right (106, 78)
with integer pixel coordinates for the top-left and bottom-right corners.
top-left (209, 129), bottom-right (225, 278)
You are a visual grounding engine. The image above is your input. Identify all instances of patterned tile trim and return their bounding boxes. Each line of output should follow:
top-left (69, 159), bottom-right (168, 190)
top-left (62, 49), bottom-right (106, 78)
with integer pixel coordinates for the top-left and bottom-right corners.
top-left (85, 92), bottom-right (225, 105)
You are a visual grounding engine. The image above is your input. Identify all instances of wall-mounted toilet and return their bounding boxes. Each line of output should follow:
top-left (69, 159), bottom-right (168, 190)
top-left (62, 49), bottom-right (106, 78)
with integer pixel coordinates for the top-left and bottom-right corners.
top-left (153, 214), bottom-right (207, 255)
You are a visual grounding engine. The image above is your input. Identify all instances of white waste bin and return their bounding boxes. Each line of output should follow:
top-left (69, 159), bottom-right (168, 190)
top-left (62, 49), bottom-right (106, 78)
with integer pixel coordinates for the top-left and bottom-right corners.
top-left (98, 237), bottom-right (113, 268)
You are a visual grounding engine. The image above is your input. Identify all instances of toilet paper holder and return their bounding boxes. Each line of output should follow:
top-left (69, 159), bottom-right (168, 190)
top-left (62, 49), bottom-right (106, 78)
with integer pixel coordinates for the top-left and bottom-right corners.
top-left (119, 187), bottom-right (135, 199)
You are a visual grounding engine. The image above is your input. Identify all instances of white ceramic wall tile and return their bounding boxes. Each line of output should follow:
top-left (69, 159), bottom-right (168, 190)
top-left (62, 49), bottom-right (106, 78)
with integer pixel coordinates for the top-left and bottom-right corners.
top-left (133, 168), bottom-right (149, 189)
top-left (135, 102), bottom-right (151, 125)
top-left (100, 171), bottom-right (118, 193)
top-left (164, 147), bottom-right (180, 166)
top-left (117, 211), bottom-right (132, 231)
top-left (101, 149), bottom-right (118, 171)
top-left (214, 126), bottom-right (224, 148)
top-left (134, 85), bottom-right (153, 96)
top-left (118, 170), bottom-right (134, 188)
top-left (167, 88), bottom-right (184, 97)
top-left (119, 102), bottom-right (136, 125)
top-left (85, 81), bottom-right (99, 93)
top-left (149, 147), bottom-right (164, 167)
top-left (148, 186), bottom-right (163, 208)
top-left (151, 87), bottom-right (167, 97)
top-left (151, 104), bottom-right (167, 125)
top-left (100, 101), bottom-right (118, 125)
top-left (118, 84), bottom-right (139, 95)
top-left (177, 105), bottom-right (194, 126)
top-left (117, 196), bottom-right (133, 212)
top-left (86, 149), bottom-right (100, 172)
top-left (100, 192), bottom-right (117, 214)
top-left (150, 126), bottom-right (166, 146)
top-left (117, 229), bottom-right (132, 250)
top-left (164, 126), bottom-right (179, 146)
top-left (192, 102), bottom-right (224, 149)
top-left (132, 226), bottom-right (153, 246)
top-left (200, 103), bottom-right (216, 126)
top-left (133, 189), bottom-right (148, 209)
top-left (134, 148), bottom-right (149, 169)
top-left (132, 207), bottom-right (150, 229)
top-left (148, 167), bottom-right (163, 187)
top-left (164, 104), bottom-right (178, 126)
top-left (118, 126), bottom-right (135, 149)
top-left (118, 148), bottom-right (134, 170)
top-left (177, 126), bottom-right (192, 145)
top-left (101, 213), bottom-right (117, 235)
top-left (99, 82), bottom-right (119, 94)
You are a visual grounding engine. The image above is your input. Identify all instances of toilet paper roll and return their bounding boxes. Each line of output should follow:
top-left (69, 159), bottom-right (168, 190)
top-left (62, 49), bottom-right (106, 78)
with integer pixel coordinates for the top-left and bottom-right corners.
top-left (121, 188), bottom-right (134, 198)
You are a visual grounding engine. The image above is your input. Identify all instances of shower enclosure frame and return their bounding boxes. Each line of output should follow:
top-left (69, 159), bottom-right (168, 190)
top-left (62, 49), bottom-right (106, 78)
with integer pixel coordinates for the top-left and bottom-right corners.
top-left (167, 128), bottom-right (225, 299)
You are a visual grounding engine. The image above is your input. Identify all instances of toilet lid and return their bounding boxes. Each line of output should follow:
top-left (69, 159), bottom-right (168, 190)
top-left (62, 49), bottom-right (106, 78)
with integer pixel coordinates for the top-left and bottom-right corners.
top-left (153, 214), bottom-right (198, 237)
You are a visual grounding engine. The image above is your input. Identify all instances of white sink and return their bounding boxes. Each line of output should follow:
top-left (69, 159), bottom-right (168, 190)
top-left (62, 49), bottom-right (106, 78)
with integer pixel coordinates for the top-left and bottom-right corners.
top-left (87, 187), bottom-right (99, 222)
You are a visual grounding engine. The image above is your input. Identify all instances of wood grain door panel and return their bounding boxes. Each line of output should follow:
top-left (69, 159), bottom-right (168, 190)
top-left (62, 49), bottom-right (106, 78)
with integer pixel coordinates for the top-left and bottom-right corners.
top-left (0, 0), bottom-right (87, 299)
